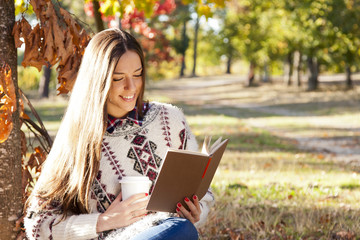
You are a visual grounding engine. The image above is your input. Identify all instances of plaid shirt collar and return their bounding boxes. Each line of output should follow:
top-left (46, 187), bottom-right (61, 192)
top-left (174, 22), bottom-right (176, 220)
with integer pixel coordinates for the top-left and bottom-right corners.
top-left (106, 103), bottom-right (149, 133)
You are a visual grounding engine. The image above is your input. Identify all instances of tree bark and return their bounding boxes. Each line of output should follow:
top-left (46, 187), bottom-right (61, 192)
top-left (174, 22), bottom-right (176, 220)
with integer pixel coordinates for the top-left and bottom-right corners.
top-left (262, 64), bottom-right (270, 82)
top-left (345, 65), bottom-right (353, 89)
top-left (284, 52), bottom-right (293, 86)
top-left (92, 0), bottom-right (104, 32)
top-left (38, 66), bottom-right (51, 98)
top-left (307, 56), bottom-right (318, 91)
top-left (293, 51), bottom-right (302, 87)
top-left (191, 15), bottom-right (199, 77)
top-left (180, 20), bottom-right (187, 77)
top-left (246, 61), bottom-right (256, 87)
top-left (226, 52), bottom-right (232, 74)
top-left (0, 1), bottom-right (23, 239)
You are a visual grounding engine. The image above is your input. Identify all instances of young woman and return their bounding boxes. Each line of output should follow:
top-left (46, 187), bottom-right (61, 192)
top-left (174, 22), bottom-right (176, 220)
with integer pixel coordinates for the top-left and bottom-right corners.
top-left (24, 28), bottom-right (214, 240)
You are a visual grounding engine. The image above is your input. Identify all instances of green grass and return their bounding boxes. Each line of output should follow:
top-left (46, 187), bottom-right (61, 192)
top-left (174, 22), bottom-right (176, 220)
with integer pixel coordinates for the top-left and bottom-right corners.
top-left (185, 114), bottom-right (360, 239)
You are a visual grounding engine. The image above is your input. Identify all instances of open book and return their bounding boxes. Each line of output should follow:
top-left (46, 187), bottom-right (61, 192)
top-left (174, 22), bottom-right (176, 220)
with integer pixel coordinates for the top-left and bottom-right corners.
top-left (146, 136), bottom-right (228, 213)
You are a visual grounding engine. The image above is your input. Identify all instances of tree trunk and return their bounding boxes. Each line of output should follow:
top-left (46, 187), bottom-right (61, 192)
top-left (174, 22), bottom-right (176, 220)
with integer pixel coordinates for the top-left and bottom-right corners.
top-left (92, 0), bottom-right (104, 32)
top-left (191, 15), bottom-right (199, 77)
top-left (284, 52), bottom-right (293, 86)
top-left (262, 64), bottom-right (270, 82)
top-left (180, 56), bottom-right (186, 77)
top-left (180, 20), bottom-right (187, 77)
top-left (0, 1), bottom-right (23, 239)
top-left (246, 61), bottom-right (256, 87)
top-left (345, 65), bottom-right (353, 89)
top-left (307, 56), bottom-right (318, 91)
top-left (38, 66), bottom-right (51, 98)
top-left (293, 51), bottom-right (302, 87)
top-left (226, 52), bottom-right (232, 74)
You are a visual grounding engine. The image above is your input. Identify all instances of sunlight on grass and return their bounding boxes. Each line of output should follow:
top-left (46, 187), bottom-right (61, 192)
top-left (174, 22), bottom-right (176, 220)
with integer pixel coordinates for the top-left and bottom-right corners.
top-left (184, 114), bottom-right (360, 238)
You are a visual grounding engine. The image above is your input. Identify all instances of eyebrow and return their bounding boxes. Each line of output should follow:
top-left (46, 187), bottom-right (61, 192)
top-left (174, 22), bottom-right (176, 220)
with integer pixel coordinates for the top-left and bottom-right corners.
top-left (113, 67), bottom-right (142, 75)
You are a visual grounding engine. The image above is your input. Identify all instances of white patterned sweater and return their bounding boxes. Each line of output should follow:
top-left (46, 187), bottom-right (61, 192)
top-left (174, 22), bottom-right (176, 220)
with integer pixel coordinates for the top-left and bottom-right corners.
top-left (24, 102), bottom-right (215, 240)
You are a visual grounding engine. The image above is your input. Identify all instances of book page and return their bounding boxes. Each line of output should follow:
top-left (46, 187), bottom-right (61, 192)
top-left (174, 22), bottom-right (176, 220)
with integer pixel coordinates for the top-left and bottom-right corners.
top-left (209, 137), bottom-right (223, 154)
top-left (202, 136), bottom-right (227, 155)
top-left (201, 136), bottom-right (212, 155)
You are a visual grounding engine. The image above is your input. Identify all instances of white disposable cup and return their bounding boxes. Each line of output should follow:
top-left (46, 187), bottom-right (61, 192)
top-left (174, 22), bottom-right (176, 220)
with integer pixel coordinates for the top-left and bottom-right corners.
top-left (119, 176), bottom-right (152, 202)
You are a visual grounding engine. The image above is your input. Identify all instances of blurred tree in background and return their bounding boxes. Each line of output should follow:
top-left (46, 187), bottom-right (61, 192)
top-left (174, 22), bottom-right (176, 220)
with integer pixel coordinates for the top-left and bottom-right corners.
top-left (14, 0), bottom-right (360, 93)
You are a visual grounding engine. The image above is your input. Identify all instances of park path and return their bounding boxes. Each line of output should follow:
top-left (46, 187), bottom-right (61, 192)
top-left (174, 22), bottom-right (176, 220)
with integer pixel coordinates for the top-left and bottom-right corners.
top-left (148, 75), bottom-right (360, 165)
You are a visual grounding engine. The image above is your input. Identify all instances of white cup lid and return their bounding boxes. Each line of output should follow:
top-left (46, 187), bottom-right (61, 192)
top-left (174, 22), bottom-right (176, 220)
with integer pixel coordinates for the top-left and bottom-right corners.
top-left (119, 176), bottom-right (151, 183)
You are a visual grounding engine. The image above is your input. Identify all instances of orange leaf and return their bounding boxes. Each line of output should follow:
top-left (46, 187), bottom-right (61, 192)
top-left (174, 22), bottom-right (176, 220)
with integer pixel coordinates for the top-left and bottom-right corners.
top-left (22, 25), bottom-right (46, 71)
top-left (27, 146), bottom-right (47, 168)
top-left (29, 0), bottom-right (47, 16)
top-left (60, 8), bottom-right (81, 46)
top-left (0, 64), bottom-right (16, 143)
top-left (51, 12), bottom-right (67, 66)
top-left (0, 104), bottom-right (13, 143)
top-left (12, 21), bottom-right (23, 48)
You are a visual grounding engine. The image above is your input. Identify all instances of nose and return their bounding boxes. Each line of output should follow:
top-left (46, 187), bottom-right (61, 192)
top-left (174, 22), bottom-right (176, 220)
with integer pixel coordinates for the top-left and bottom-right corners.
top-left (124, 76), bottom-right (136, 91)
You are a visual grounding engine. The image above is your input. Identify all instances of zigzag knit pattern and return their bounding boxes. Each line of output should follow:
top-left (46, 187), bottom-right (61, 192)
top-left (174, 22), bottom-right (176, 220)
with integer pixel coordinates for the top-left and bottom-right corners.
top-left (102, 141), bottom-right (126, 180)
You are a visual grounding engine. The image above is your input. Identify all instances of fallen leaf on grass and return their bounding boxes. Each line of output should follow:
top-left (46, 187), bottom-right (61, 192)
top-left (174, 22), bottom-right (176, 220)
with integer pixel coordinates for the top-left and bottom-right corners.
top-left (220, 228), bottom-right (243, 240)
top-left (263, 163), bottom-right (272, 168)
top-left (319, 214), bottom-right (331, 224)
top-left (331, 231), bottom-right (356, 240)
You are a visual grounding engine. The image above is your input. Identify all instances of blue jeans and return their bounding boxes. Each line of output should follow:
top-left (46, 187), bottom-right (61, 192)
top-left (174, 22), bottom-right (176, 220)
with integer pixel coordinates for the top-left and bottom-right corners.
top-left (130, 217), bottom-right (198, 240)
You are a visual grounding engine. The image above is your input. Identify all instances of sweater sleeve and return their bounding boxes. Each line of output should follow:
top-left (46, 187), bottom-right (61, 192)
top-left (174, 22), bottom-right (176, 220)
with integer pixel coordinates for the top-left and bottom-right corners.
top-left (24, 195), bottom-right (100, 240)
top-left (181, 110), bottom-right (215, 229)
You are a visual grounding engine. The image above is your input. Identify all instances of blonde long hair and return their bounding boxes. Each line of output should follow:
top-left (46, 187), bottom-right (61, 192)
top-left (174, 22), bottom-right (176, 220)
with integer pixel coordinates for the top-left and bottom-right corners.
top-left (29, 28), bottom-right (146, 214)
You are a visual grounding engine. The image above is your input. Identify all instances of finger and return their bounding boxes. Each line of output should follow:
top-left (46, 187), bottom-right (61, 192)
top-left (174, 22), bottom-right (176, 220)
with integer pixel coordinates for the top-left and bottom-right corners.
top-left (125, 193), bottom-right (149, 204)
top-left (184, 197), bottom-right (200, 222)
top-left (131, 208), bottom-right (148, 218)
top-left (176, 202), bottom-right (194, 223)
top-left (184, 197), bottom-right (198, 214)
top-left (115, 191), bottom-right (122, 202)
top-left (176, 207), bottom-right (185, 218)
top-left (192, 195), bottom-right (201, 212)
top-left (128, 197), bottom-right (149, 210)
top-left (128, 214), bottom-right (147, 225)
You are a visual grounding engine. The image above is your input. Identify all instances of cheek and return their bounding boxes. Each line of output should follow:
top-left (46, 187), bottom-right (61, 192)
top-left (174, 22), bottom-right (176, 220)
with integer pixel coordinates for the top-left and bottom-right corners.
top-left (136, 79), bottom-right (143, 90)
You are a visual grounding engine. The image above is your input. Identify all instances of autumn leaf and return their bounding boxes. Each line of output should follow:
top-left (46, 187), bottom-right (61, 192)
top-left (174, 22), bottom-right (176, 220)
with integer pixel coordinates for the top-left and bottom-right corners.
top-left (14, 0), bottom-right (91, 94)
top-left (23, 146), bottom-right (47, 196)
top-left (42, 22), bottom-right (56, 67)
top-left (22, 24), bottom-right (46, 71)
top-left (12, 21), bottom-right (23, 48)
top-left (29, 0), bottom-right (47, 16)
top-left (0, 64), bottom-right (16, 143)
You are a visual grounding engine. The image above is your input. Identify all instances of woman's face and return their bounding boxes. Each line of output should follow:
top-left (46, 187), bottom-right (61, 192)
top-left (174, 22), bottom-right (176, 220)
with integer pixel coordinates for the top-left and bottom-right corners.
top-left (107, 50), bottom-right (143, 118)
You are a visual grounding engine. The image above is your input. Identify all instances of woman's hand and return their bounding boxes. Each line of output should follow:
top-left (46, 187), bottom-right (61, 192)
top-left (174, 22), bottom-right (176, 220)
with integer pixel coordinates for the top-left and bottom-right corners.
top-left (175, 195), bottom-right (201, 224)
top-left (96, 192), bottom-right (149, 233)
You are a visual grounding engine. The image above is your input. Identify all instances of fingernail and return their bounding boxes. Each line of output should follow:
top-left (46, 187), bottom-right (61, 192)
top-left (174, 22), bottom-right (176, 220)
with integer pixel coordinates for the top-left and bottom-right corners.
top-left (177, 203), bottom-right (182, 208)
top-left (145, 193), bottom-right (148, 196)
top-left (185, 197), bottom-right (190, 202)
top-left (193, 195), bottom-right (197, 200)
top-left (176, 207), bottom-right (180, 212)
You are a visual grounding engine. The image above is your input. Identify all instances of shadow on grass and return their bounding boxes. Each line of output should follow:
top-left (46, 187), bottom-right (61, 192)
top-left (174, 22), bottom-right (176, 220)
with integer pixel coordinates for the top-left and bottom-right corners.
top-left (175, 100), bottom-right (360, 118)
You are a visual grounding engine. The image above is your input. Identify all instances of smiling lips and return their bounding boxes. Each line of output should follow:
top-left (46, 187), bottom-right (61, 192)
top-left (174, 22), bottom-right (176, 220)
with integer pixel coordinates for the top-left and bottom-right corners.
top-left (120, 94), bottom-right (136, 102)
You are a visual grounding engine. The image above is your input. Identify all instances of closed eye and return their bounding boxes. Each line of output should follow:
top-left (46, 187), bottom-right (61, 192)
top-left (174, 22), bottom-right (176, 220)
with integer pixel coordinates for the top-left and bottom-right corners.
top-left (113, 78), bottom-right (124, 81)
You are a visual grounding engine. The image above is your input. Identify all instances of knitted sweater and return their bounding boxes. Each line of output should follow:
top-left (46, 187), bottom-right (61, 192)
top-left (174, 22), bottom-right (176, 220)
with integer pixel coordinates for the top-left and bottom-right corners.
top-left (24, 102), bottom-right (215, 240)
